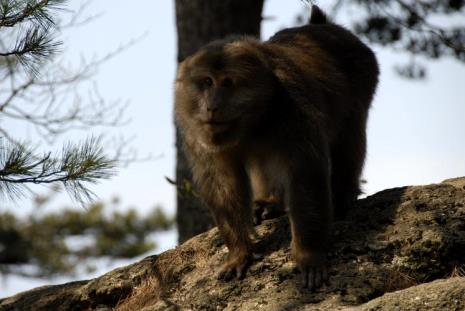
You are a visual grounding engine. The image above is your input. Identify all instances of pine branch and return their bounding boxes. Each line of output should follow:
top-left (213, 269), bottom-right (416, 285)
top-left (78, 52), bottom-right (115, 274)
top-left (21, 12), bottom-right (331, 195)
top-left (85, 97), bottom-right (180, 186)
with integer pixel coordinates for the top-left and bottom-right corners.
top-left (0, 25), bottom-right (61, 74)
top-left (342, 0), bottom-right (465, 78)
top-left (0, 137), bottom-right (116, 204)
top-left (0, 0), bottom-right (67, 28)
top-left (0, 0), bottom-right (66, 75)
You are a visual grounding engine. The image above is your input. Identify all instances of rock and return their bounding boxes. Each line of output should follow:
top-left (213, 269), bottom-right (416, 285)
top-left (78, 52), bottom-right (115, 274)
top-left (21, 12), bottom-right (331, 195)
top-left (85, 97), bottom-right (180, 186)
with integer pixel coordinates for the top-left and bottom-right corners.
top-left (1, 178), bottom-right (465, 311)
top-left (358, 277), bottom-right (465, 311)
top-left (442, 176), bottom-right (465, 190)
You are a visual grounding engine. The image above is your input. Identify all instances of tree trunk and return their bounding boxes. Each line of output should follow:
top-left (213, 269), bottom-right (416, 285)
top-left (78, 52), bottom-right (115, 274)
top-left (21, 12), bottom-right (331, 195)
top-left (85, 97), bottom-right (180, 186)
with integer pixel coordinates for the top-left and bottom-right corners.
top-left (175, 0), bottom-right (264, 243)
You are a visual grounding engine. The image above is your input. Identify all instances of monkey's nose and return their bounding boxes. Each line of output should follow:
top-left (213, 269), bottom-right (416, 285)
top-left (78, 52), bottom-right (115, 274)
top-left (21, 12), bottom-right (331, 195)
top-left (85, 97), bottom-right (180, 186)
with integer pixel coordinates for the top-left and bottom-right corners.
top-left (206, 110), bottom-right (216, 120)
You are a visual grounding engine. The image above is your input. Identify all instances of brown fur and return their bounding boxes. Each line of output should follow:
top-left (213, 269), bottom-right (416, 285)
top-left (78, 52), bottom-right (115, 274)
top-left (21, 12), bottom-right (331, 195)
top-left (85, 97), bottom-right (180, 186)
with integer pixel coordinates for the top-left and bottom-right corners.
top-left (174, 6), bottom-right (379, 289)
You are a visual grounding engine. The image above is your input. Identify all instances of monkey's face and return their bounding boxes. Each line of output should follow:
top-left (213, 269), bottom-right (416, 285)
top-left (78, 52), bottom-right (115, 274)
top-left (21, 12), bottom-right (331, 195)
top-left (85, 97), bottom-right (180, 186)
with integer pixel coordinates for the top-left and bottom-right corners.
top-left (175, 41), bottom-right (276, 150)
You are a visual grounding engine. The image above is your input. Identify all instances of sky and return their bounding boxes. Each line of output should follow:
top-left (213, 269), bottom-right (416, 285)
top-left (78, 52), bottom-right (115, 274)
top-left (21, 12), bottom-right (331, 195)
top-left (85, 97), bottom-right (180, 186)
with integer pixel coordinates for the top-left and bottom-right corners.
top-left (1, 0), bottom-right (465, 297)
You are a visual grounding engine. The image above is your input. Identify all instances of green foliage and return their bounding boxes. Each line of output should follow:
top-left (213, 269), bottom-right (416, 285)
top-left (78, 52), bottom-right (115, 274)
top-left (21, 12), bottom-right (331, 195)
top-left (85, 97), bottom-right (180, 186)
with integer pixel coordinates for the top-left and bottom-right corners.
top-left (165, 176), bottom-right (199, 198)
top-left (0, 0), bottom-right (67, 74)
top-left (0, 137), bottom-right (116, 204)
top-left (0, 198), bottom-right (174, 277)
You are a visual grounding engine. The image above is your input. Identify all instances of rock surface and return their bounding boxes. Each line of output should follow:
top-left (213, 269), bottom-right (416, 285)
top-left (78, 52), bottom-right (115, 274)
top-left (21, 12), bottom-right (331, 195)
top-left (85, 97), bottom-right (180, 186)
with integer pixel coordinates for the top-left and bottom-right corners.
top-left (1, 178), bottom-right (465, 311)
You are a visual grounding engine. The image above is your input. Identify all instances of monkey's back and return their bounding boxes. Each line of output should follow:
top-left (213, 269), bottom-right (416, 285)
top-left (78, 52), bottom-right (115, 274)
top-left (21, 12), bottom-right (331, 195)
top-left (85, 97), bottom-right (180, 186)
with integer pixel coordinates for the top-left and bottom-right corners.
top-left (255, 22), bottom-right (378, 146)
top-left (266, 22), bottom-right (379, 107)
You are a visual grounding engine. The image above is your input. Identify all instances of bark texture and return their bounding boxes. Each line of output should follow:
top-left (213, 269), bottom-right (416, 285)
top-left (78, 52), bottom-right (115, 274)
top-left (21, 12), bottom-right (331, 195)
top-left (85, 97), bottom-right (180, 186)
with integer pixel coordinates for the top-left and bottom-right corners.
top-left (175, 0), bottom-right (265, 243)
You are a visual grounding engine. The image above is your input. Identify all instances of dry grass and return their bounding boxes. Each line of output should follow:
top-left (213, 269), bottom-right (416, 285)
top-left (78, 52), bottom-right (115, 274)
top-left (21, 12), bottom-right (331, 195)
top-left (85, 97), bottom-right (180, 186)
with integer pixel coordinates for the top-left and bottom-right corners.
top-left (113, 244), bottom-right (211, 311)
top-left (113, 277), bottom-right (161, 311)
top-left (384, 264), bottom-right (465, 294)
top-left (385, 269), bottom-right (420, 292)
top-left (450, 265), bottom-right (465, 278)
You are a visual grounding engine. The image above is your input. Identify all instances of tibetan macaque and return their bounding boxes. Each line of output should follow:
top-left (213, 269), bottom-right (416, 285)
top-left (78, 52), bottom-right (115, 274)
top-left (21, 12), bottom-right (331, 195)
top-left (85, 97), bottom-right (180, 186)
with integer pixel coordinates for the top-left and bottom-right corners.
top-left (174, 6), bottom-right (378, 290)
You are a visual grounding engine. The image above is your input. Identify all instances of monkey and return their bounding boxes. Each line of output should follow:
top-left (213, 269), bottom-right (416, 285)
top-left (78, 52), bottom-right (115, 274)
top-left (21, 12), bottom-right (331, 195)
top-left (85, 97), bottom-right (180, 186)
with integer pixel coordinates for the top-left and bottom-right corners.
top-left (174, 5), bottom-right (379, 291)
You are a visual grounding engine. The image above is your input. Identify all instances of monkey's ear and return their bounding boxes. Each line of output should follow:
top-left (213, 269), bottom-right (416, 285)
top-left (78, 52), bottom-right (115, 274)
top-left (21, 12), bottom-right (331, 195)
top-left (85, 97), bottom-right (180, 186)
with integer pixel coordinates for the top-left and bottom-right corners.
top-left (309, 5), bottom-right (327, 24)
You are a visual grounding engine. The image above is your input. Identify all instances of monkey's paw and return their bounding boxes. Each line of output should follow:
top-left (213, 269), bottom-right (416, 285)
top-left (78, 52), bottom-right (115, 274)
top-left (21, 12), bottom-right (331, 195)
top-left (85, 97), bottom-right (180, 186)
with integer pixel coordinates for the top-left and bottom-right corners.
top-left (293, 249), bottom-right (328, 291)
top-left (217, 252), bottom-right (252, 281)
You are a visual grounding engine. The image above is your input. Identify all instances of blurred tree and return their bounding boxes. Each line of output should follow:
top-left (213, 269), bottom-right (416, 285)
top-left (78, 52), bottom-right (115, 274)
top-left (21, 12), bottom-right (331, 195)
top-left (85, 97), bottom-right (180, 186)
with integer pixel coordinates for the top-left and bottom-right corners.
top-left (174, 0), bottom-right (264, 243)
top-left (0, 191), bottom-right (174, 277)
top-left (331, 0), bottom-right (465, 78)
top-left (0, 0), bottom-right (135, 203)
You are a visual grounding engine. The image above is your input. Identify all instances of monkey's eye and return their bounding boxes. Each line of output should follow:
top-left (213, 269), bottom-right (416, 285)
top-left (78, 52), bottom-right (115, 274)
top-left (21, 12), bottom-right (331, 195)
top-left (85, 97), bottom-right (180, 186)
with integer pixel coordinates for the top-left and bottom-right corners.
top-left (222, 77), bottom-right (233, 88)
top-left (203, 77), bottom-right (213, 87)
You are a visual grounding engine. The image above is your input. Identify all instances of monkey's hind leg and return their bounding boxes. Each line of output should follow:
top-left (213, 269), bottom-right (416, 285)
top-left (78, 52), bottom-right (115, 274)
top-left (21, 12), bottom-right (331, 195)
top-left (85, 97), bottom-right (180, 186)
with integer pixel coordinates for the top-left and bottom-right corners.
top-left (331, 118), bottom-right (367, 218)
top-left (249, 159), bottom-right (285, 224)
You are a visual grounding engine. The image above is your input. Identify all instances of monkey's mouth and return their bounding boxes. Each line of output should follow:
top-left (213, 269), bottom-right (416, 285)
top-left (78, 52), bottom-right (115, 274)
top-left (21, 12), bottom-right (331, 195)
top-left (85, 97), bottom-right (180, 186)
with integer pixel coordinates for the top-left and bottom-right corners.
top-left (199, 118), bottom-right (241, 147)
top-left (205, 120), bottom-right (232, 125)
top-left (203, 118), bottom-right (238, 132)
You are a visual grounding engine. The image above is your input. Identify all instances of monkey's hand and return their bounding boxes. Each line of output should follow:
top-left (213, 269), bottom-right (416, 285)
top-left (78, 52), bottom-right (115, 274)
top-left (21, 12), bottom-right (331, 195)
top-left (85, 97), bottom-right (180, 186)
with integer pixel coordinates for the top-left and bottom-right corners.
top-left (217, 249), bottom-right (252, 281)
top-left (293, 246), bottom-right (328, 291)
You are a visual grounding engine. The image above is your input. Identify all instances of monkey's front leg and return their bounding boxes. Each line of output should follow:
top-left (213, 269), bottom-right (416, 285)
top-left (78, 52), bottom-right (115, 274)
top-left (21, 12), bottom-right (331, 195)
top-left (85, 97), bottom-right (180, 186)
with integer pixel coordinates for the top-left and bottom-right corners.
top-left (287, 160), bottom-right (332, 291)
top-left (215, 209), bottom-right (254, 281)
top-left (198, 164), bottom-right (254, 281)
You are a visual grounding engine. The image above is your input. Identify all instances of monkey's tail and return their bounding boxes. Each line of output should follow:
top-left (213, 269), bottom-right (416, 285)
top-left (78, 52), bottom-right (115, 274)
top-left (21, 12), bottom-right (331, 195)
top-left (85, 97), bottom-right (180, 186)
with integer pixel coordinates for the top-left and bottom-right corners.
top-left (309, 5), bottom-right (327, 24)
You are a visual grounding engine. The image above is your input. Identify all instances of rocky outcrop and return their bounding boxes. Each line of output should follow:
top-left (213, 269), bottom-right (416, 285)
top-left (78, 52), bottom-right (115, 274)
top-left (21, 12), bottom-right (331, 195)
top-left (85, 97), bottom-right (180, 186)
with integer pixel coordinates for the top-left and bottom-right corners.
top-left (1, 178), bottom-right (465, 311)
